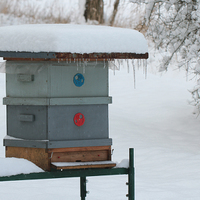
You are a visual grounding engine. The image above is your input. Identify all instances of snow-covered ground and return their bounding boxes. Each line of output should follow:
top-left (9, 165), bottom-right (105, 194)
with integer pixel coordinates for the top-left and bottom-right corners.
top-left (0, 64), bottom-right (199, 199)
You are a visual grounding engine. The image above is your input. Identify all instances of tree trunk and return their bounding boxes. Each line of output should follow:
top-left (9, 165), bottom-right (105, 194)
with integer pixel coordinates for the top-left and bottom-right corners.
top-left (110, 0), bottom-right (120, 26)
top-left (84, 0), bottom-right (104, 24)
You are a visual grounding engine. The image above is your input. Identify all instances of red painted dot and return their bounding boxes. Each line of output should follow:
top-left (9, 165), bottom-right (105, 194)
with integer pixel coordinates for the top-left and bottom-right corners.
top-left (58, 156), bottom-right (60, 158)
top-left (74, 113), bottom-right (85, 126)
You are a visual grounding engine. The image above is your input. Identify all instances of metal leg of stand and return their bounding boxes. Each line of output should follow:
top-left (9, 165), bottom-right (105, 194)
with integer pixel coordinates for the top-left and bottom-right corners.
top-left (128, 148), bottom-right (135, 200)
top-left (80, 176), bottom-right (87, 200)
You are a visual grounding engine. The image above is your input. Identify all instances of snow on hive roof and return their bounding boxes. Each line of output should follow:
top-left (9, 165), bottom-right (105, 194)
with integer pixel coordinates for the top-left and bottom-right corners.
top-left (0, 24), bottom-right (148, 59)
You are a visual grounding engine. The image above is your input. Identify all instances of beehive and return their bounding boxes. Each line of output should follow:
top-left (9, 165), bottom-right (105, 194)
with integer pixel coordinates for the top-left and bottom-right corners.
top-left (0, 24), bottom-right (148, 170)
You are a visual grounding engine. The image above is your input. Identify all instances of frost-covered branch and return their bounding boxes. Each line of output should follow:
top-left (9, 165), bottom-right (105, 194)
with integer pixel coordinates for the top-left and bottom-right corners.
top-left (131, 0), bottom-right (200, 113)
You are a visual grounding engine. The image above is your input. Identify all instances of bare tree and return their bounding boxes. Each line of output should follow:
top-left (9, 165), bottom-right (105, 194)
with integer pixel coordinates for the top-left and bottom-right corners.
top-left (84, 0), bottom-right (104, 24)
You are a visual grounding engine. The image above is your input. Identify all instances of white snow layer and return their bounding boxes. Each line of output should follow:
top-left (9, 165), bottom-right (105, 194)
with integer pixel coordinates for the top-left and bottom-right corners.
top-left (0, 157), bottom-right (44, 177)
top-left (52, 161), bottom-right (116, 167)
top-left (0, 24), bottom-right (148, 54)
top-left (115, 159), bottom-right (129, 168)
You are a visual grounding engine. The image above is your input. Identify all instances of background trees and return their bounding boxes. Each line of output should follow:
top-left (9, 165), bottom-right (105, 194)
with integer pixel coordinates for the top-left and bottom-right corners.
top-left (143, 0), bottom-right (199, 71)
top-left (130, 0), bottom-right (200, 113)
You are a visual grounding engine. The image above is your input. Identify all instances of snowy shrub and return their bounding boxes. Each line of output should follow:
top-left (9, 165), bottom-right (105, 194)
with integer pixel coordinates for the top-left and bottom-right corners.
top-left (130, 0), bottom-right (200, 114)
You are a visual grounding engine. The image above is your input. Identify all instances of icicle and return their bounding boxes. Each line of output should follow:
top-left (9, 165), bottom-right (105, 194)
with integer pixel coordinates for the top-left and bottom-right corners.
top-left (137, 59), bottom-right (140, 69)
top-left (142, 59), bottom-right (144, 74)
top-left (79, 59), bottom-right (82, 67)
top-left (127, 59), bottom-right (130, 73)
top-left (117, 59), bottom-right (121, 70)
top-left (144, 59), bottom-right (147, 79)
top-left (66, 59), bottom-right (68, 64)
top-left (69, 59), bottom-right (71, 63)
top-left (83, 65), bottom-right (85, 74)
top-left (96, 59), bottom-right (98, 65)
top-left (113, 62), bottom-right (116, 75)
top-left (85, 59), bottom-right (88, 66)
top-left (77, 59), bottom-right (79, 70)
top-left (142, 59), bottom-right (146, 75)
top-left (103, 59), bottom-right (106, 69)
top-left (132, 59), bottom-right (136, 89)
top-left (115, 60), bottom-right (119, 70)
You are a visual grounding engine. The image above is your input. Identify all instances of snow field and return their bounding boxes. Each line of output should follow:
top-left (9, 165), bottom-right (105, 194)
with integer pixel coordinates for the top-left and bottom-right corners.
top-left (0, 65), bottom-right (199, 199)
top-left (109, 66), bottom-right (200, 199)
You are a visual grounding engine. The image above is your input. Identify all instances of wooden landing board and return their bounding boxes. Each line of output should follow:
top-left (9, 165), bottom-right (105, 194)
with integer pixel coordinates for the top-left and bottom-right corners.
top-left (51, 161), bottom-right (116, 170)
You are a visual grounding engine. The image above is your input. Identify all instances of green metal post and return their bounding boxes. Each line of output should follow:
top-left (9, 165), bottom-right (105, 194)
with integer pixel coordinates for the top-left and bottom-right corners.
top-left (80, 176), bottom-right (87, 200)
top-left (128, 148), bottom-right (135, 200)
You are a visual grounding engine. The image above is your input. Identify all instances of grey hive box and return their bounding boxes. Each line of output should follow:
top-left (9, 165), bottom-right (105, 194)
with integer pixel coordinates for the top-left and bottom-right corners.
top-left (0, 24), bottom-right (148, 171)
top-left (5, 104), bottom-right (111, 148)
top-left (5, 61), bottom-right (109, 98)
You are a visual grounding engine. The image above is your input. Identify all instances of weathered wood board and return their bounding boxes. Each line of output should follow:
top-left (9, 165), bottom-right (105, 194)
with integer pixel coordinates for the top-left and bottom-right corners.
top-left (6, 146), bottom-right (112, 171)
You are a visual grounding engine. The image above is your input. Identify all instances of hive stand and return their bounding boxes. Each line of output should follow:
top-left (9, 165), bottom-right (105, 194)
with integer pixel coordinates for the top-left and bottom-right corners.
top-left (0, 148), bottom-right (135, 200)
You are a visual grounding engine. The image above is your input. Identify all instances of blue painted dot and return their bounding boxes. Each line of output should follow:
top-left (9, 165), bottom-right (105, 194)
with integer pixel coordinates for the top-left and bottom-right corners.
top-left (73, 73), bottom-right (85, 87)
